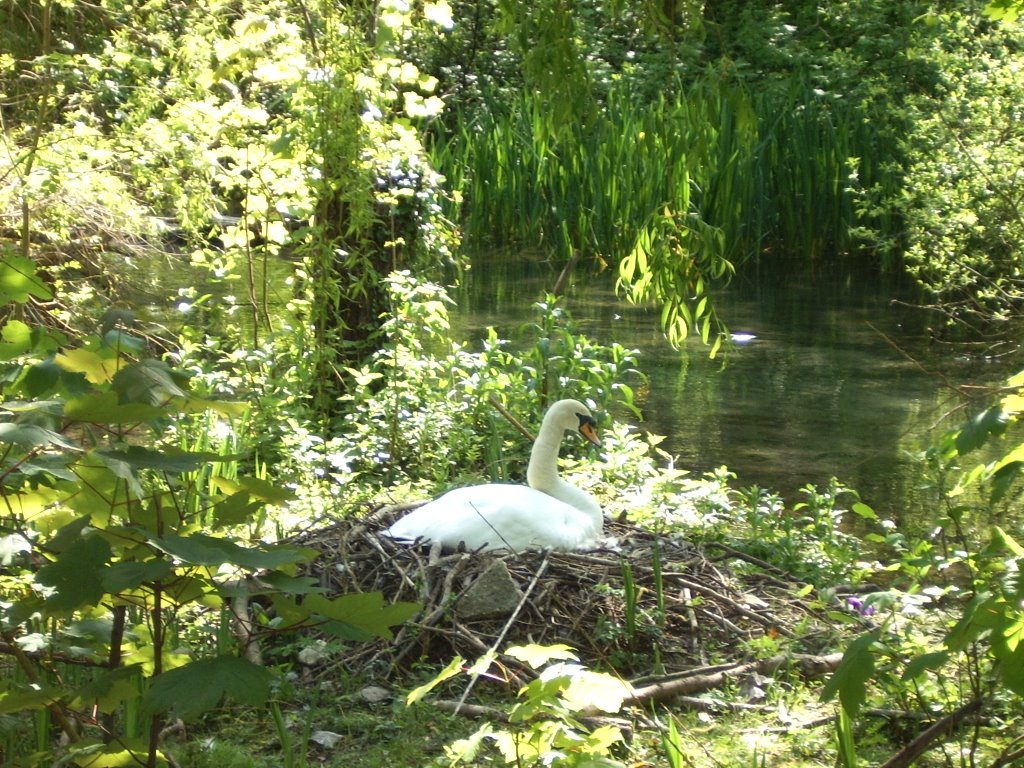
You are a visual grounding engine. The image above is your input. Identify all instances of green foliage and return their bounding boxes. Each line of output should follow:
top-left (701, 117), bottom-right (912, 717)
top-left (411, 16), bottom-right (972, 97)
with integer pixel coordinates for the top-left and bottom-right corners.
top-left (0, 260), bottom-right (416, 766)
top-left (334, 271), bottom-right (642, 490)
top-left (433, 68), bottom-right (895, 347)
top-left (412, 644), bottom-right (630, 767)
top-left (896, 12), bottom-right (1024, 340)
top-left (821, 367), bottom-right (1024, 763)
top-left (679, 476), bottom-right (877, 587)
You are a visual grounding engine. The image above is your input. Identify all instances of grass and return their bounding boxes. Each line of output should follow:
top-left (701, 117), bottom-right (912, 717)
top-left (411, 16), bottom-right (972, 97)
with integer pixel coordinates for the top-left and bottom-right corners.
top-left (430, 67), bottom-right (901, 280)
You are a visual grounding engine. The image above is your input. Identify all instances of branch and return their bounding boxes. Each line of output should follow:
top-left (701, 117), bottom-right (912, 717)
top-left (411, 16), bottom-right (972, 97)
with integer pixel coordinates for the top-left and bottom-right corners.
top-left (878, 698), bottom-right (984, 768)
top-left (623, 652), bottom-right (843, 707)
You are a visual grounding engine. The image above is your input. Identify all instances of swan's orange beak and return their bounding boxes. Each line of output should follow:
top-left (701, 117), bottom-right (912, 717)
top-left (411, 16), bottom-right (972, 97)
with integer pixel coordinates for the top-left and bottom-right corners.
top-left (579, 421), bottom-right (601, 446)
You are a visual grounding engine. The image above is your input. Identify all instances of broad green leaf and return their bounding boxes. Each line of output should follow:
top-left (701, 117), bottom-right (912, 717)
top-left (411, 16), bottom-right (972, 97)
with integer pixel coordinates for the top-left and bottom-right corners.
top-left (955, 407), bottom-right (1008, 455)
top-left (112, 359), bottom-right (188, 405)
top-left (901, 651), bottom-right (949, 680)
top-left (0, 253), bottom-right (53, 303)
top-left (0, 319), bottom-right (32, 359)
top-left (72, 664), bottom-right (144, 711)
top-left (561, 669), bottom-right (632, 713)
top-left (0, 685), bottom-right (63, 713)
top-left (21, 358), bottom-right (62, 397)
top-left (210, 491), bottom-right (264, 528)
top-left (946, 593), bottom-right (995, 651)
top-left (996, 640), bottom-right (1024, 696)
top-left (151, 532), bottom-right (316, 570)
top-left (0, 421), bottom-right (81, 452)
top-left (835, 701), bottom-right (858, 768)
top-left (96, 445), bottom-right (227, 473)
top-left (142, 656), bottom-right (272, 720)
top-left (102, 560), bottom-right (175, 592)
top-left (179, 395), bottom-right (248, 418)
top-left (65, 391), bottom-right (163, 424)
top-left (990, 460), bottom-right (1024, 503)
top-left (55, 348), bottom-right (122, 384)
top-left (236, 476), bottom-right (295, 504)
top-left (821, 630), bottom-right (879, 716)
top-left (991, 526), bottom-right (1024, 557)
top-left (406, 655), bottom-right (465, 705)
top-left (506, 643), bottom-right (578, 669)
top-left (851, 502), bottom-right (877, 520)
top-left (36, 533), bottom-right (112, 612)
top-left (302, 592), bottom-right (419, 640)
top-left (68, 740), bottom-right (170, 767)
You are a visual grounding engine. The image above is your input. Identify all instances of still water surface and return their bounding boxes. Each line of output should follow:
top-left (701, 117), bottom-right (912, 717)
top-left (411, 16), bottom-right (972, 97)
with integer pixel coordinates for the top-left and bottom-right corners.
top-left (451, 253), bottom-right (994, 519)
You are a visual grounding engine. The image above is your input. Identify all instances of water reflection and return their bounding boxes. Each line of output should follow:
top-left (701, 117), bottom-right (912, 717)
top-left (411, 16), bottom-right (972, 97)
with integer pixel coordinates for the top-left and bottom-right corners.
top-left (449, 251), bottom-right (985, 517)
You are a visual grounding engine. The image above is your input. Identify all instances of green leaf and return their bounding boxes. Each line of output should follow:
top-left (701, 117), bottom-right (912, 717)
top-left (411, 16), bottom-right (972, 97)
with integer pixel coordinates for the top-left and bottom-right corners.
top-left (151, 532), bottom-right (316, 570)
top-left (65, 391), bottom-right (164, 424)
top-left (996, 640), bottom-right (1024, 696)
top-left (112, 359), bottom-right (188, 405)
top-left (0, 320), bottom-right (32, 359)
top-left (0, 685), bottom-right (64, 713)
top-left (21, 358), bottom-right (62, 397)
top-left (55, 348), bottom-right (122, 384)
top-left (0, 253), bottom-right (53, 303)
top-left (72, 664), bottom-right (144, 711)
top-left (0, 421), bottom-right (81, 452)
top-left (236, 476), bottom-right (295, 504)
top-left (210, 491), bottom-right (264, 528)
top-left (142, 656), bottom-right (273, 720)
top-left (96, 445), bottom-right (226, 473)
top-left (902, 651), bottom-right (949, 681)
top-left (835, 701), bottom-right (858, 768)
top-left (990, 460), bottom-right (1023, 503)
top-left (821, 630), bottom-right (879, 716)
top-left (36, 533), bottom-right (112, 612)
top-left (301, 592), bottom-right (419, 640)
top-left (102, 560), bottom-right (175, 592)
top-left (406, 656), bottom-right (465, 705)
top-left (851, 502), bottom-right (877, 520)
top-left (506, 643), bottom-right (578, 669)
top-left (955, 407), bottom-right (1008, 456)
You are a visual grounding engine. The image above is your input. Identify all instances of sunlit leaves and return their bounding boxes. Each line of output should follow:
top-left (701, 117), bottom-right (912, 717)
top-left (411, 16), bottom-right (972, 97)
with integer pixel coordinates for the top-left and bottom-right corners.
top-left (0, 252), bottom-right (53, 304)
top-left (984, 0), bottom-right (1023, 23)
top-left (618, 208), bottom-right (732, 351)
top-left (281, 592), bottom-right (419, 641)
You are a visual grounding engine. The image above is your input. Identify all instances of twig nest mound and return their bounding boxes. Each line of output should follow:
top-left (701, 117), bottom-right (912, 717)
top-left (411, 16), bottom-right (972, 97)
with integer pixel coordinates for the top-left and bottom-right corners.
top-left (289, 504), bottom-right (825, 679)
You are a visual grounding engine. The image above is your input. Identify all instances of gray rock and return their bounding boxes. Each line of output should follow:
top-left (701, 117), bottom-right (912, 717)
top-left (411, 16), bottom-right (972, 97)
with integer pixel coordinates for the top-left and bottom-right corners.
top-left (456, 560), bottom-right (522, 620)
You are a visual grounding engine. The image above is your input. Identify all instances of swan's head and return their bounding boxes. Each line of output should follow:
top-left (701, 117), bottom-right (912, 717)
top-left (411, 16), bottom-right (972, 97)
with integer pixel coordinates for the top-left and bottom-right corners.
top-left (546, 399), bottom-right (601, 446)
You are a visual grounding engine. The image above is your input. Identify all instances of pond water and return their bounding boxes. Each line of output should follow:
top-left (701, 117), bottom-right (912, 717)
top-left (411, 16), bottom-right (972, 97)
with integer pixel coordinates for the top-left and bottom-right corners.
top-left (450, 252), bottom-right (998, 520)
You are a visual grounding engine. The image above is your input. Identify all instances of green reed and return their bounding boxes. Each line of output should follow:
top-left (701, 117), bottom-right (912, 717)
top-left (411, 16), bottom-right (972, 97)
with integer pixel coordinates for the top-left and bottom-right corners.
top-left (431, 69), bottom-right (899, 271)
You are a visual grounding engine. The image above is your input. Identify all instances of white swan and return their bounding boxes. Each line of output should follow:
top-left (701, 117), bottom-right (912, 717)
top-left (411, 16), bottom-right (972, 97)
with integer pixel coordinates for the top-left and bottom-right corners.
top-left (383, 399), bottom-right (603, 552)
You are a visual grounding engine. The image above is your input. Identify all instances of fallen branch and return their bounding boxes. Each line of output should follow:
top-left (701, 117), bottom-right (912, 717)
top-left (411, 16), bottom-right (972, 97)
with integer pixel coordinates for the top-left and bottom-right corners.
top-left (879, 698), bottom-right (984, 768)
top-left (624, 652), bottom-right (843, 707)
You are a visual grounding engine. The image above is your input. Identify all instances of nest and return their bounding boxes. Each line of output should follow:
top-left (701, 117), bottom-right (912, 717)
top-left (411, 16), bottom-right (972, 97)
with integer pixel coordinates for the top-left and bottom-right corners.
top-left (287, 504), bottom-right (831, 682)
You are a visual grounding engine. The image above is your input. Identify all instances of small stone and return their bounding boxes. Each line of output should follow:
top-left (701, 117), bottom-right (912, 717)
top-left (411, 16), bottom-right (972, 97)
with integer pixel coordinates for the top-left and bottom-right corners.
top-left (456, 560), bottom-right (522, 620)
top-left (310, 730), bottom-right (343, 749)
top-left (358, 685), bottom-right (391, 704)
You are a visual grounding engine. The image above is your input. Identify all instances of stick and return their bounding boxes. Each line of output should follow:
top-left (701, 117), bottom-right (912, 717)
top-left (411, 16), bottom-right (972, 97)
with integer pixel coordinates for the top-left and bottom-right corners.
top-left (878, 698), bottom-right (983, 768)
top-left (487, 395), bottom-right (535, 442)
top-left (623, 652), bottom-right (843, 707)
top-left (453, 553), bottom-right (551, 714)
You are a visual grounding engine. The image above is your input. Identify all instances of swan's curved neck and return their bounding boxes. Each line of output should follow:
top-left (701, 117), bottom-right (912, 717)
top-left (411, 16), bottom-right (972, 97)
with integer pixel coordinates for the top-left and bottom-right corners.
top-left (526, 417), bottom-right (563, 490)
top-left (526, 413), bottom-right (600, 519)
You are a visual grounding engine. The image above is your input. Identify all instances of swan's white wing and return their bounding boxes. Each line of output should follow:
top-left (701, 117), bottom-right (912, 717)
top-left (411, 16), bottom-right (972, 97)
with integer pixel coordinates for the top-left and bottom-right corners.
top-left (384, 484), bottom-right (600, 552)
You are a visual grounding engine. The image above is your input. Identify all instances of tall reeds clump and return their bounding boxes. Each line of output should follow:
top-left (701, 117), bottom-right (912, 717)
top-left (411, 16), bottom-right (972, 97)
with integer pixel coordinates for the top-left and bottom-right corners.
top-left (431, 69), bottom-right (899, 340)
